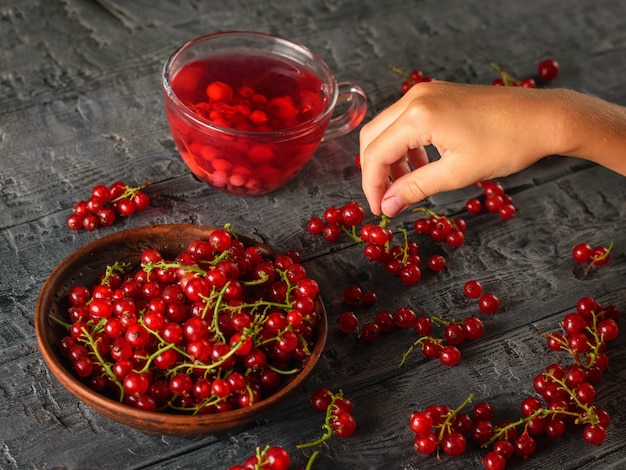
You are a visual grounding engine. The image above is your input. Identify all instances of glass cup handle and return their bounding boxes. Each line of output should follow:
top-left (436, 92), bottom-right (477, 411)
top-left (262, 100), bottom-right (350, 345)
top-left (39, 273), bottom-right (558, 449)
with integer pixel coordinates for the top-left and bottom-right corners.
top-left (322, 82), bottom-right (368, 141)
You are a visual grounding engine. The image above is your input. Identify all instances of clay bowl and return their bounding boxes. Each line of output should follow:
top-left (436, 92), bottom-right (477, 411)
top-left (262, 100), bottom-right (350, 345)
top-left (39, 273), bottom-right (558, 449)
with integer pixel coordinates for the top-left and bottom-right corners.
top-left (35, 224), bottom-right (327, 436)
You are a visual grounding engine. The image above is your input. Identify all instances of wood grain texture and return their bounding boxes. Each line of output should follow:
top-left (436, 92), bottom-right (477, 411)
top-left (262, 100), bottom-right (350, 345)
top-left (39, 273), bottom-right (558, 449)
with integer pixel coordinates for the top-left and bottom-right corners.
top-left (1, 0), bottom-right (626, 469)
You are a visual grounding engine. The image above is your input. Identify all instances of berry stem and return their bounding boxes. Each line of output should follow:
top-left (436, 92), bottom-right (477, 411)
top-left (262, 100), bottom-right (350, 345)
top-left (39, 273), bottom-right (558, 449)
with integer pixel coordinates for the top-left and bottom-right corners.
top-left (303, 450), bottom-right (320, 470)
top-left (100, 261), bottom-right (132, 287)
top-left (79, 322), bottom-right (124, 398)
top-left (110, 182), bottom-right (152, 203)
top-left (490, 62), bottom-right (520, 86)
top-left (297, 390), bottom-right (347, 449)
top-left (584, 241), bottom-right (614, 276)
top-left (399, 336), bottom-right (443, 367)
top-left (389, 65), bottom-right (411, 81)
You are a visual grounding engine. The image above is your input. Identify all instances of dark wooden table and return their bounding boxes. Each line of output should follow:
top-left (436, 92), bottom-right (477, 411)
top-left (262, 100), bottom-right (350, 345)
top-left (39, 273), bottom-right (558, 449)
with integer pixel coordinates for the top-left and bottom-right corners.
top-left (2, 1), bottom-right (626, 469)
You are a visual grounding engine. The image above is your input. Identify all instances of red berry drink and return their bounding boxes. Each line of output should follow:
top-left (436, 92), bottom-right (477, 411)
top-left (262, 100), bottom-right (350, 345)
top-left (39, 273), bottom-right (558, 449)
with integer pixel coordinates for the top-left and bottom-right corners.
top-left (164, 42), bottom-right (334, 195)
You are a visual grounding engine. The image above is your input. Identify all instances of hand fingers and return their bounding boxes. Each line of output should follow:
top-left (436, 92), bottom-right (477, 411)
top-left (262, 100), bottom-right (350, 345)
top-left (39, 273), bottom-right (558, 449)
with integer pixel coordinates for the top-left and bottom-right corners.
top-left (380, 155), bottom-right (487, 217)
top-left (360, 104), bottom-right (434, 214)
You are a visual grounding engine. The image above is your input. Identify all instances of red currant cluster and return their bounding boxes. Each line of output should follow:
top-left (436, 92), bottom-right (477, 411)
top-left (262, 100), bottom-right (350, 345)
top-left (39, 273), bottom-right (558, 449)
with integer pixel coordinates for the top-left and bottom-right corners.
top-left (391, 57), bottom-right (559, 94)
top-left (362, 224), bottom-right (426, 285)
top-left (228, 446), bottom-right (291, 470)
top-left (229, 389), bottom-right (355, 470)
top-left (407, 296), bottom-right (619, 469)
top-left (66, 181), bottom-right (151, 231)
top-left (490, 58), bottom-right (560, 88)
top-left (337, 290), bottom-right (485, 368)
top-left (306, 201), bottom-right (365, 244)
top-left (308, 202), bottom-right (441, 287)
top-left (337, 279), bottom-right (496, 353)
top-left (389, 66), bottom-right (434, 94)
top-left (409, 394), bottom-right (475, 458)
top-left (413, 207), bottom-right (467, 248)
top-left (544, 296), bottom-right (618, 374)
top-left (463, 280), bottom-right (502, 315)
top-left (306, 388), bottom-right (356, 439)
top-left (572, 241), bottom-right (612, 276)
top-left (342, 284), bottom-right (378, 307)
top-left (464, 180), bottom-right (517, 220)
top-left (308, 182), bottom-right (516, 286)
top-left (53, 227), bottom-right (323, 414)
top-left (401, 312), bottom-right (485, 367)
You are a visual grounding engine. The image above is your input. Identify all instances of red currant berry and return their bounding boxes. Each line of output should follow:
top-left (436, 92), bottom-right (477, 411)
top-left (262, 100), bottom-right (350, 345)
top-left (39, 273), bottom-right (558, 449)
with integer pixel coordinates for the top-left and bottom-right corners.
top-left (478, 293), bottom-right (500, 314)
top-left (394, 307), bottom-right (417, 329)
top-left (498, 203), bottom-right (516, 220)
top-left (483, 451), bottom-right (506, 470)
top-left (428, 254), bottom-right (447, 272)
top-left (311, 388), bottom-right (333, 412)
top-left (307, 217), bottom-right (325, 235)
top-left (322, 224), bottom-right (341, 243)
top-left (413, 432), bottom-right (437, 455)
top-left (374, 311), bottom-right (395, 332)
top-left (439, 345), bottom-right (461, 366)
top-left (465, 198), bottom-right (483, 214)
top-left (409, 411), bottom-right (434, 435)
top-left (400, 265), bottom-right (421, 286)
top-left (463, 279), bottom-right (483, 299)
top-left (598, 318), bottom-right (619, 342)
top-left (66, 214), bottom-right (83, 230)
top-left (583, 424), bottom-right (606, 446)
top-left (590, 246), bottom-right (611, 266)
top-left (337, 311), bottom-right (359, 333)
top-left (441, 432), bottom-right (466, 457)
top-left (360, 322), bottom-right (380, 342)
top-left (343, 285), bottom-right (363, 305)
top-left (414, 316), bottom-right (433, 336)
top-left (443, 323), bottom-right (466, 345)
top-left (572, 242), bottom-right (593, 263)
top-left (514, 432), bottom-right (537, 457)
top-left (340, 201), bottom-right (365, 226)
top-left (265, 446), bottom-right (290, 470)
top-left (472, 402), bottom-right (494, 422)
top-left (537, 58), bottom-right (560, 81)
top-left (331, 412), bottom-right (357, 437)
top-left (462, 316), bottom-right (485, 340)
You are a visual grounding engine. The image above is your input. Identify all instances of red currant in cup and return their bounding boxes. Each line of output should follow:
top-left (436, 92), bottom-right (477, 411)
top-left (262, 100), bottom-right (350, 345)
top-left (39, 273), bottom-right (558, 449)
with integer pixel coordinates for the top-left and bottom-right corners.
top-left (163, 32), bottom-right (366, 196)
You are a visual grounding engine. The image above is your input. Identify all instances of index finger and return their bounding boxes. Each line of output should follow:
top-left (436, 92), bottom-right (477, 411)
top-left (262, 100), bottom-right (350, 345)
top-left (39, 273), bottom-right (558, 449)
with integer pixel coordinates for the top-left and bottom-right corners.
top-left (359, 93), bottom-right (434, 215)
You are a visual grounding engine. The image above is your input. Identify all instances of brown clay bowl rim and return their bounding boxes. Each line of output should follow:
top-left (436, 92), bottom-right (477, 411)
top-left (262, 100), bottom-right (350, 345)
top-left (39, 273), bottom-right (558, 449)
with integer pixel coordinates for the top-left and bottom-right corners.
top-left (35, 224), bottom-right (327, 436)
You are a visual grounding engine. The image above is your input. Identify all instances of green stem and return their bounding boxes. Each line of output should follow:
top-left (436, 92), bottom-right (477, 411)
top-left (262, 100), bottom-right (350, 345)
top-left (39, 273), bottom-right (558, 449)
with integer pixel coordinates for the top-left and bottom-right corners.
top-left (100, 261), bottom-right (132, 287)
top-left (297, 391), bottom-right (345, 449)
top-left (340, 224), bottom-right (364, 244)
top-left (399, 336), bottom-right (442, 367)
top-left (304, 450), bottom-right (320, 470)
top-left (436, 394), bottom-right (474, 444)
top-left (389, 65), bottom-right (411, 81)
top-left (110, 182), bottom-right (151, 203)
top-left (79, 324), bottom-right (124, 400)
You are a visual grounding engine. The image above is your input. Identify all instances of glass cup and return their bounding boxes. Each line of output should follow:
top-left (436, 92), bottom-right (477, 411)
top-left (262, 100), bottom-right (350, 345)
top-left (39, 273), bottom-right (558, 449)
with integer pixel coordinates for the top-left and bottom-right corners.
top-left (162, 31), bottom-right (367, 196)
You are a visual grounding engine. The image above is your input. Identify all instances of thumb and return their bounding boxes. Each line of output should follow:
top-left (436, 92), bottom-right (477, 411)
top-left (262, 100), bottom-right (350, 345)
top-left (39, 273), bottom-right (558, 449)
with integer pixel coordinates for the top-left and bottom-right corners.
top-left (381, 157), bottom-right (485, 217)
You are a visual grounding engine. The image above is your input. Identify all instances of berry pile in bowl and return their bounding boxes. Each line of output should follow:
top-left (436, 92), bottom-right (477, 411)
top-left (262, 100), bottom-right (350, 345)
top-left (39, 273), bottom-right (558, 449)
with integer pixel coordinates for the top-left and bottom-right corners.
top-left (35, 224), bottom-right (327, 436)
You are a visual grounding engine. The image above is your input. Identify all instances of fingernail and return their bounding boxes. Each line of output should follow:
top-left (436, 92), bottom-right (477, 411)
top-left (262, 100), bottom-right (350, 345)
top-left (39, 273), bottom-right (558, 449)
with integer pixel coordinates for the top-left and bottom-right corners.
top-left (381, 196), bottom-right (407, 217)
